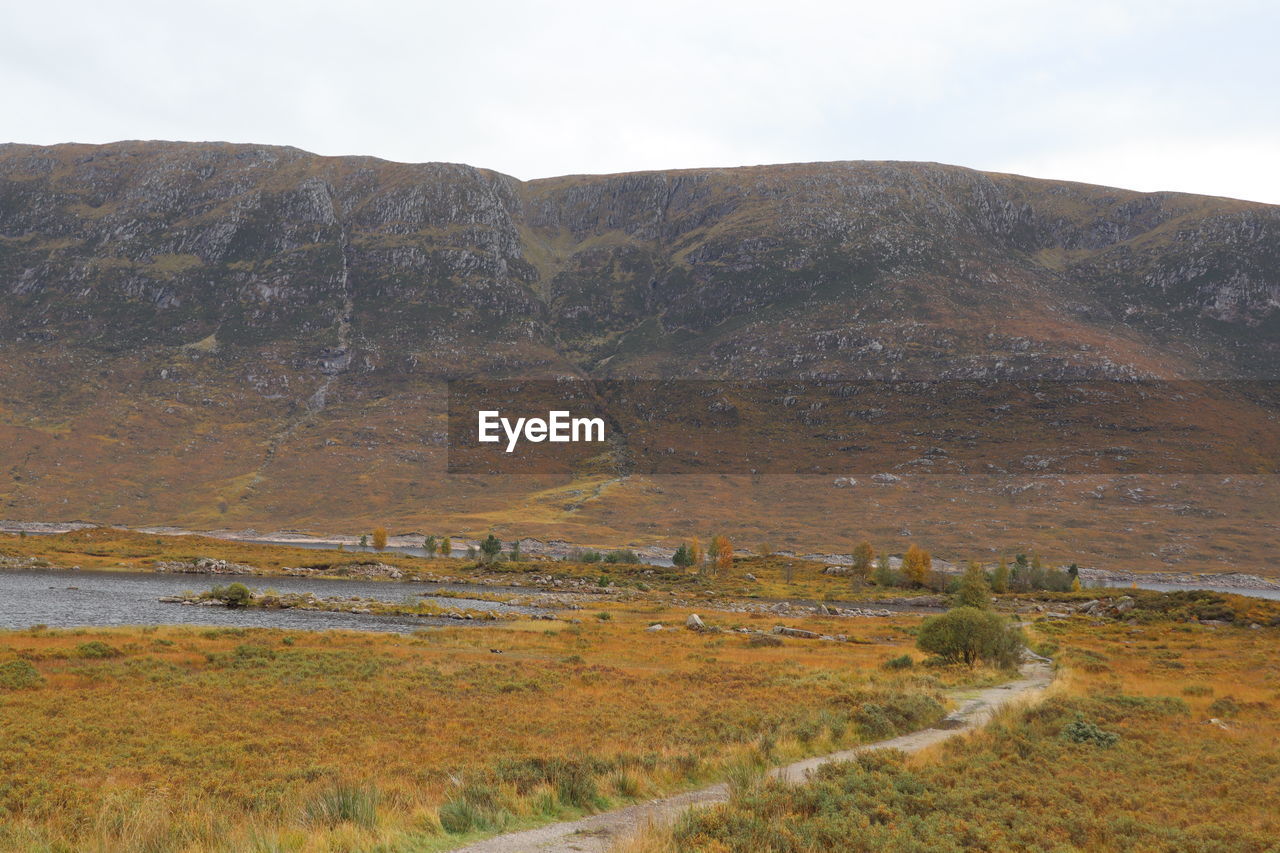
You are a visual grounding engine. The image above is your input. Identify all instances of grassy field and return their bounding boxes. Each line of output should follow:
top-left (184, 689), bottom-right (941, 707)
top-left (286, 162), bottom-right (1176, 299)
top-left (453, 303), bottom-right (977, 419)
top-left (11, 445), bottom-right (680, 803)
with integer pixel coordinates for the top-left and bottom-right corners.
top-left (4, 530), bottom-right (1276, 851)
top-left (621, 617), bottom-right (1280, 852)
top-left (0, 527), bottom-right (939, 602)
top-left (0, 603), bottom-right (1000, 852)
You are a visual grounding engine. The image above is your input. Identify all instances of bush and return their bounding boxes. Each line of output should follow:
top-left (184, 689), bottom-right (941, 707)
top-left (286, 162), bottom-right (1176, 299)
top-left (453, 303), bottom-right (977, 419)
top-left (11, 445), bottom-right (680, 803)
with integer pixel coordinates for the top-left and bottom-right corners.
top-left (881, 654), bottom-right (914, 671)
top-left (603, 549), bottom-right (640, 564)
top-left (554, 763), bottom-right (604, 810)
top-left (916, 607), bottom-right (1024, 668)
top-left (210, 583), bottom-right (252, 608)
top-left (74, 640), bottom-right (123, 659)
top-left (1061, 716), bottom-right (1119, 747)
top-left (854, 703), bottom-right (895, 739)
top-left (0, 659), bottom-right (43, 690)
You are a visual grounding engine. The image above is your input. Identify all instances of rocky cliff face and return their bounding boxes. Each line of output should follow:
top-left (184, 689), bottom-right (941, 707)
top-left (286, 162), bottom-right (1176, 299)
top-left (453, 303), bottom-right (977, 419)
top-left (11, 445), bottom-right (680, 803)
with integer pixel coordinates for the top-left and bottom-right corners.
top-left (0, 142), bottom-right (1276, 567)
top-left (3, 142), bottom-right (1277, 377)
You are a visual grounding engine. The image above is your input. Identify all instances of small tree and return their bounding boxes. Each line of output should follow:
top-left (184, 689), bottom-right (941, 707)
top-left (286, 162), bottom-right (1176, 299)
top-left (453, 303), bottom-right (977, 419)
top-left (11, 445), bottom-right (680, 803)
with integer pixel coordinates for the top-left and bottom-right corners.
top-left (424, 535), bottom-right (438, 558)
top-left (759, 542), bottom-right (774, 558)
top-left (359, 534), bottom-right (368, 548)
top-left (508, 540), bottom-right (523, 562)
top-left (479, 534), bottom-right (503, 564)
top-left (439, 537), bottom-right (452, 559)
top-left (712, 535), bottom-right (732, 575)
top-left (851, 540), bottom-right (875, 581)
top-left (917, 607), bottom-right (1024, 668)
top-left (873, 553), bottom-right (894, 586)
top-left (955, 561), bottom-right (991, 609)
top-left (1011, 552), bottom-right (1030, 592)
top-left (902, 544), bottom-right (930, 587)
top-left (672, 543), bottom-right (693, 569)
top-left (991, 557), bottom-right (1010, 594)
top-left (1071, 575), bottom-right (1083, 592)
top-left (690, 537), bottom-right (703, 571)
top-left (372, 527), bottom-right (388, 552)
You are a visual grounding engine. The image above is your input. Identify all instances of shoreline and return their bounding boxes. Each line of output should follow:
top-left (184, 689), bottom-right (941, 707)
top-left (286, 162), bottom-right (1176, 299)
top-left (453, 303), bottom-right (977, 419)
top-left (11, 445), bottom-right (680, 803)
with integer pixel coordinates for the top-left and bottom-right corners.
top-left (3, 519), bottom-right (1279, 594)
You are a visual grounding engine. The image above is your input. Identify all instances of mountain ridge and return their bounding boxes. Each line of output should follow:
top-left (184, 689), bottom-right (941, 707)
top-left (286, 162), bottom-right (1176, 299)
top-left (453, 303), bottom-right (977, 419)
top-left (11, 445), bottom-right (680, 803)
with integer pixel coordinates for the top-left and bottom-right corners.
top-left (0, 141), bottom-right (1276, 570)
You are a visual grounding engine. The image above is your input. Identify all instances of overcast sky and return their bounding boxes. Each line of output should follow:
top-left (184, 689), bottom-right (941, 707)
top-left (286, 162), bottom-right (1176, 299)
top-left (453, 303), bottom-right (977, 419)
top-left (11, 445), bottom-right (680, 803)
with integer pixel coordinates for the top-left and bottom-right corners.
top-left (3, 1), bottom-right (1278, 202)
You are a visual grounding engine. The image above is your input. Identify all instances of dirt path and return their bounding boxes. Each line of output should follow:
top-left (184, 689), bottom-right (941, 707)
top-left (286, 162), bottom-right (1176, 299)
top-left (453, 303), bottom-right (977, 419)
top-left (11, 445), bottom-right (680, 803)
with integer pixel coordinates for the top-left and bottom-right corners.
top-left (451, 659), bottom-right (1054, 853)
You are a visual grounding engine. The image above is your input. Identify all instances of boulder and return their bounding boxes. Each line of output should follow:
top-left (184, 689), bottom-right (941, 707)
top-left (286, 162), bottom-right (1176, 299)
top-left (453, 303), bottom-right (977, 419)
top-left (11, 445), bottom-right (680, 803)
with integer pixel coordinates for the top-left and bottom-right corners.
top-left (685, 614), bottom-right (707, 632)
top-left (773, 625), bottom-right (821, 639)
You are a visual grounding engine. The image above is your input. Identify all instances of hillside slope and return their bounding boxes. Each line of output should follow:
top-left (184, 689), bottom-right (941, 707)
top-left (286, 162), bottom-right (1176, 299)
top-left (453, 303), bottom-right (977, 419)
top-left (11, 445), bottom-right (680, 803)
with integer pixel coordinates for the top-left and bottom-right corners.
top-left (1, 142), bottom-right (1276, 570)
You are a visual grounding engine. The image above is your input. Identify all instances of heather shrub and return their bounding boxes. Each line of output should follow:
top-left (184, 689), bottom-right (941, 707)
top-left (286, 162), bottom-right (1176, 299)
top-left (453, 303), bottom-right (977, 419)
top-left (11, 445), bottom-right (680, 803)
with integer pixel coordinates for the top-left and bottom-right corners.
top-left (881, 654), bottom-right (914, 671)
top-left (74, 641), bottom-right (122, 659)
top-left (0, 659), bottom-right (43, 690)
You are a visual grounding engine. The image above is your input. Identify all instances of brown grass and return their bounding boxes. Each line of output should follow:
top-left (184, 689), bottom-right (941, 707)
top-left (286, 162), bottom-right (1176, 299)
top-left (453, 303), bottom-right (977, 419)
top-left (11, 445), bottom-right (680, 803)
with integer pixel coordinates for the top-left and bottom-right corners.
top-left (0, 604), bottom-right (989, 852)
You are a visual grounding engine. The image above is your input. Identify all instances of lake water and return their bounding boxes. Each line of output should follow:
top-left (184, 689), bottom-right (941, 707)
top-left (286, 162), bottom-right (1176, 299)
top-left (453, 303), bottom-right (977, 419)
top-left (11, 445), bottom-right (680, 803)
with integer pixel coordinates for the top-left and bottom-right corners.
top-left (0, 569), bottom-right (549, 633)
top-left (1111, 580), bottom-right (1280, 601)
top-left (3, 565), bottom-right (1276, 635)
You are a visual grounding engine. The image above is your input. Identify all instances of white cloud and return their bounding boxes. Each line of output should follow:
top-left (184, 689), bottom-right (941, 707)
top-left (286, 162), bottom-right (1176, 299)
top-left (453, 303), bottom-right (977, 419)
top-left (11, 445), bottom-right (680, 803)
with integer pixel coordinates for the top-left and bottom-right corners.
top-left (1, 0), bottom-right (1277, 202)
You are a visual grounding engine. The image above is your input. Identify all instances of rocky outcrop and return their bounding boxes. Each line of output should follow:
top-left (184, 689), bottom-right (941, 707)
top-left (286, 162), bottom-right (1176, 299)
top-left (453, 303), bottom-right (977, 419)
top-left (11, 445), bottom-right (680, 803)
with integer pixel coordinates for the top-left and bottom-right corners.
top-left (152, 557), bottom-right (255, 574)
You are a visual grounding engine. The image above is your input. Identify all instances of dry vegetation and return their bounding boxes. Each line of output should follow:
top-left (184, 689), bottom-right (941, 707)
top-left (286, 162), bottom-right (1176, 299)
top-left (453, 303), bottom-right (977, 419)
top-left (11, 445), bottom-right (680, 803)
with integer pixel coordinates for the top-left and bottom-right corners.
top-left (3, 531), bottom-right (1277, 852)
top-left (0, 528), bottom-right (934, 602)
top-left (0, 604), bottom-right (998, 852)
top-left (620, 617), bottom-right (1280, 852)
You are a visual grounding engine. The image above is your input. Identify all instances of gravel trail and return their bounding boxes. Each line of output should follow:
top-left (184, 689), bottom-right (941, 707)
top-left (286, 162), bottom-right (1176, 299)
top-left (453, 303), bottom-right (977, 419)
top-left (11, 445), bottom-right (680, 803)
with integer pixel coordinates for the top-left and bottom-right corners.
top-left (451, 660), bottom-right (1054, 853)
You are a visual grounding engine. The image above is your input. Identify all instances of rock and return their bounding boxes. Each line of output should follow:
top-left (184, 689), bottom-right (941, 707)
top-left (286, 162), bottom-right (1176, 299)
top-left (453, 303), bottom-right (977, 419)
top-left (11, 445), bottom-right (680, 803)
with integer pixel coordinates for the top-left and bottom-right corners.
top-left (686, 614), bottom-right (707, 631)
top-left (744, 573), bottom-right (757, 582)
top-left (646, 623), bottom-right (664, 632)
top-left (871, 473), bottom-right (902, 484)
top-left (822, 565), bottom-right (853, 576)
top-left (153, 557), bottom-right (255, 575)
top-left (773, 625), bottom-right (821, 639)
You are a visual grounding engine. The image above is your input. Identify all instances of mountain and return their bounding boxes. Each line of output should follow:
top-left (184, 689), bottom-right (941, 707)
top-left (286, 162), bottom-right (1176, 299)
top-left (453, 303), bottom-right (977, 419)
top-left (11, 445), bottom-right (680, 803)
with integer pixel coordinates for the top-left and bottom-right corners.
top-left (1, 141), bottom-right (1276, 570)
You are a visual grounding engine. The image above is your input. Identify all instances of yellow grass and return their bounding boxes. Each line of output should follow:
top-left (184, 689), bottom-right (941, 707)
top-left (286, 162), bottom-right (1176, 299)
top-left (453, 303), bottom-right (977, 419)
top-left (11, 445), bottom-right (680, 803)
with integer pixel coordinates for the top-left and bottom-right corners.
top-left (0, 604), bottom-right (988, 852)
top-left (629, 616), bottom-right (1280, 851)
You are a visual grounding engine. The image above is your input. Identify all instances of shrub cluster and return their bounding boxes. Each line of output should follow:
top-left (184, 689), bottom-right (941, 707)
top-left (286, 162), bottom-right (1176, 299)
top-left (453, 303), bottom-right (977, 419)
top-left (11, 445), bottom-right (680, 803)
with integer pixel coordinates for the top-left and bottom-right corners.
top-left (0, 659), bottom-right (43, 690)
top-left (916, 607), bottom-right (1024, 668)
